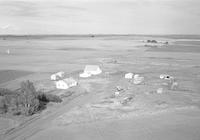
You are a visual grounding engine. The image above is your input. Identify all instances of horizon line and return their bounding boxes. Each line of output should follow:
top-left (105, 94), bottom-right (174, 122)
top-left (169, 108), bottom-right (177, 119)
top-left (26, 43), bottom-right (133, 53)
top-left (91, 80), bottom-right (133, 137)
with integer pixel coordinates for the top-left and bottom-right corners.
top-left (1, 34), bottom-right (200, 36)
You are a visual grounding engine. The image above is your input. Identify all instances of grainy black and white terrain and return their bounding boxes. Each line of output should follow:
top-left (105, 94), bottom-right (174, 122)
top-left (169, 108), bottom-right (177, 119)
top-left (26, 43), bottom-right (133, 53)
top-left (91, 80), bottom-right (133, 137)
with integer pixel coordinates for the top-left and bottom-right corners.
top-left (0, 35), bottom-right (200, 140)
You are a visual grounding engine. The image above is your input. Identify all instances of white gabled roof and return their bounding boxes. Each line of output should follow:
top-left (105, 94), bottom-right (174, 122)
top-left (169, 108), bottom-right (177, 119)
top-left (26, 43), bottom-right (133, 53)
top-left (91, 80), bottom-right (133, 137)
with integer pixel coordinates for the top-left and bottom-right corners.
top-left (84, 65), bottom-right (100, 72)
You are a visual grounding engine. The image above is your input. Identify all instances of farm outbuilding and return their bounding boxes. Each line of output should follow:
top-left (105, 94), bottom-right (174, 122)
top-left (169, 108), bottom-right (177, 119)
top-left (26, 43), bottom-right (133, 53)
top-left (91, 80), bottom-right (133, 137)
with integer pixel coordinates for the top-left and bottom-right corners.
top-left (79, 65), bottom-right (102, 78)
top-left (125, 73), bottom-right (134, 79)
top-left (55, 78), bottom-right (77, 89)
top-left (84, 65), bottom-right (102, 75)
top-left (51, 71), bottom-right (65, 81)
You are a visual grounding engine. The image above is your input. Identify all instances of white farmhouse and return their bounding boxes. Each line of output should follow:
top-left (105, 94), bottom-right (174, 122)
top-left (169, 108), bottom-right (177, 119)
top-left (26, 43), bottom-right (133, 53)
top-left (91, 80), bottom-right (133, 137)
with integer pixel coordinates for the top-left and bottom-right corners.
top-left (125, 73), bottom-right (134, 79)
top-left (55, 78), bottom-right (77, 89)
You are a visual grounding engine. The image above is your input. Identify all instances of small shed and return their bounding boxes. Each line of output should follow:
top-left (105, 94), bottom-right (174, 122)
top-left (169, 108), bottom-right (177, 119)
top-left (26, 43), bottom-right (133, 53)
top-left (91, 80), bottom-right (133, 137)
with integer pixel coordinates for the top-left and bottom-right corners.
top-left (51, 71), bottom-right (65, 81)
top-left (55, 78), bottom-right (77, 89)
top-left (79, 72), bottom-right (91, 78)
top-left (51, 74), bottom-right (58, 81)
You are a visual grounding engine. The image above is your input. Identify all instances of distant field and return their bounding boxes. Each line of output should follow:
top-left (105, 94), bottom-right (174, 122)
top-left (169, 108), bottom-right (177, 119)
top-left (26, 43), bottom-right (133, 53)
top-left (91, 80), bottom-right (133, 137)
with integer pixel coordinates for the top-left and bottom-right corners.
top-left (0, 70), bottom-right (32, 84)
top-left (58, 47), bottom-right (97, 51)
top-left (147, 45), bottom-right (200, 53)
top-left (174, 41), bottom-right (200, 45)
top-left (1, 35), bottom-right (200, 140)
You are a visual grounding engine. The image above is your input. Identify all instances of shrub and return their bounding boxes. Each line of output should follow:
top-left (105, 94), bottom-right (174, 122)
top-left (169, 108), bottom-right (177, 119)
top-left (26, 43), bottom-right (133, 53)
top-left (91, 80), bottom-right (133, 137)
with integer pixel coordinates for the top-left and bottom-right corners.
top-left (0, 89), bottom-right (18, 114)
top-left (147, 40), bottom-right (157, 43)
top-left (0, 88), bottom-right (14, 96)
top-left (4, 94), bottom-right (18, 113)
top-left (151, 40), bottom-right (157, 43)
top-left (0, 96), bottom-right (7, 114)
top-left (38, 93), bottom-right (62, 103)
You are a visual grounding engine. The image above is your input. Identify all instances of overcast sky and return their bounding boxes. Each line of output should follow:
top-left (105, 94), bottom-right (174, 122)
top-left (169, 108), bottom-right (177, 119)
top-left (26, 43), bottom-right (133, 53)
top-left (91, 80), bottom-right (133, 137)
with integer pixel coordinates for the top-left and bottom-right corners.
top-left (0, 0), bottom-right (199, 34)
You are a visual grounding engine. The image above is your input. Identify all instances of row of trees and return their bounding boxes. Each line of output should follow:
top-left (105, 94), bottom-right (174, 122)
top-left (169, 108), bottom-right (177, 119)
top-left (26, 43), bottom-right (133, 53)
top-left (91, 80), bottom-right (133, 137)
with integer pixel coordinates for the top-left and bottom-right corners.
top-left (0, 80), bottom-right (62, 116)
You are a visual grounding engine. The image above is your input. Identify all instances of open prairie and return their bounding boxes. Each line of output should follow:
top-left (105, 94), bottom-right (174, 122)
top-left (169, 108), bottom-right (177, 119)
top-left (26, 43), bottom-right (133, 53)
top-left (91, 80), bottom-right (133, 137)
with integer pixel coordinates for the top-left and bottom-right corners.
top-left (1, 35), bottom-right (200, 140)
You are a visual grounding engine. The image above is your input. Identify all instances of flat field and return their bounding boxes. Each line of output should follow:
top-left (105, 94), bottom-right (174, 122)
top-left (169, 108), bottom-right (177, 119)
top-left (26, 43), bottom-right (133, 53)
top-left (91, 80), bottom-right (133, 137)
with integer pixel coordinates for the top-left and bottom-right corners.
top-left (0, 35), bottom-right (200, 140)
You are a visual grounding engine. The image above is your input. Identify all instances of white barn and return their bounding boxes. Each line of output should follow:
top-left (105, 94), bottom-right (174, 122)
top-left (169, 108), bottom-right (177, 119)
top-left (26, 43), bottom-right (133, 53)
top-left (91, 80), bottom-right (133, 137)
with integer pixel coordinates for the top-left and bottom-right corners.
top-left (55, 78), bottom-right (77, 89)
top-left (80, 65), bottom-right (102, 78)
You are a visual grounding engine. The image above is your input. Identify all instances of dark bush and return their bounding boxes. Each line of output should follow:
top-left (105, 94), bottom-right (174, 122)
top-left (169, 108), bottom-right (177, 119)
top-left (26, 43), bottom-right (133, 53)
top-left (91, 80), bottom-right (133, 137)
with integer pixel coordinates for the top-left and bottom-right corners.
top-left (151, 40), bottom-right (157, 43)
top-left (38, 93), bottom-right (62, 103)
top-left (0, 89), bottom-right (18, 114)
top-left (0, 96), bottom-right (7, 114)
top-left (147, 40), bottom-right (157, 43)
top-left (4, 94), bottom-right (18, 113)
